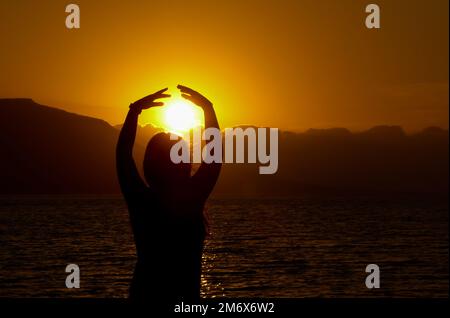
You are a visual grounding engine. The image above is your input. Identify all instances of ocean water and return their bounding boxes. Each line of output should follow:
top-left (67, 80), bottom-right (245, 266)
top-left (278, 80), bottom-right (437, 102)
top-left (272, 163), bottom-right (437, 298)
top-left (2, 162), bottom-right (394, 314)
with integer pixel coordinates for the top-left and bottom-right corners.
top-left (0, 195), bottom-right (447, 298)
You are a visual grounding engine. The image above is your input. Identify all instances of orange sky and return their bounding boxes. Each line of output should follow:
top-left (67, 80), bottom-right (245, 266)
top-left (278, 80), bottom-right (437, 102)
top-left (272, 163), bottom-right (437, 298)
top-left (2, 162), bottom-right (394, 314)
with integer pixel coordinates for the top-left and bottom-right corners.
top-left (0, 0), bottom-right (448, 132)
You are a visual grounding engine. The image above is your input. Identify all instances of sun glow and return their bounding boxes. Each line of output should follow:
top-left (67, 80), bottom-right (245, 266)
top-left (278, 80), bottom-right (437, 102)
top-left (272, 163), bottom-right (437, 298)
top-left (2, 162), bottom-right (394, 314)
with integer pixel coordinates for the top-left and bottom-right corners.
top-left (163, 98), bottom-right (203, 134)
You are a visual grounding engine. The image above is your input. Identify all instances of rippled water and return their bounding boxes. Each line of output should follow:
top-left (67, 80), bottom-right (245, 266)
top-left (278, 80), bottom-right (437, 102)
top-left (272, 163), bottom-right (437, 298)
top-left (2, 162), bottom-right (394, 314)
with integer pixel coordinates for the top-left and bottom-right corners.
top-left (0, 195), bottom-right (447, 298)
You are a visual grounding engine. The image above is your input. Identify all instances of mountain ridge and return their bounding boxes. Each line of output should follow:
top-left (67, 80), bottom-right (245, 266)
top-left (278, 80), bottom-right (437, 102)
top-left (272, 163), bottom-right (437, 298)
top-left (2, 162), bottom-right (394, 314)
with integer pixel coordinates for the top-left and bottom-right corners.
top-left (0, 99), bottom-right (448, 196)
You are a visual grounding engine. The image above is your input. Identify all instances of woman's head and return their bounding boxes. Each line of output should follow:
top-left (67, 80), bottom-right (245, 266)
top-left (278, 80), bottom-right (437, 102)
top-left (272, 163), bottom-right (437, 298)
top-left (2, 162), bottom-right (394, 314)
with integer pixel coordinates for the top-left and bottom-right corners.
top-left (143, 132), bottom-right (191, 186)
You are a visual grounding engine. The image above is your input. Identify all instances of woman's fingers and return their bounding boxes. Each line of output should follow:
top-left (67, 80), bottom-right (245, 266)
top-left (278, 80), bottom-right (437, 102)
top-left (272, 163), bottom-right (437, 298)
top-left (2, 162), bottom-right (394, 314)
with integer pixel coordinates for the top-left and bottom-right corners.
top-left (140, 88), bottom-right (170, 100)
top-left (177, 84), bottom-right (197, 95)
top-left (142, 88), bottom-right (166, 99)
top-left (139, 92), bottom-right (170, 104)
top-left (141, 101), bottom-right (164, 109)
top-left (145, 99), bottom-right (166, 106)
top-left (154, 87), bottom-right (169, 95)
top-left (182, 93), bottom-right (207, 108)
top-left (134, 86), bottom-right (210, 110)
top-left (179, 85), bottom-right (203, 105)
top-left (155, 93), bottom-right (171, 99)
top-left (181, 93), bottom-right (196, 104)
top-left (178, 84), bottom-right (211, 105)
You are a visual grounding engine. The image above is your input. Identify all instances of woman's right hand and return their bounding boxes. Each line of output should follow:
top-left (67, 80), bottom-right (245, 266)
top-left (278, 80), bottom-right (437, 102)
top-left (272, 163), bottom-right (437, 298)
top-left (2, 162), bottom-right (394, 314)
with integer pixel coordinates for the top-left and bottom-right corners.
top-left (130, 88), bottom-right (171, 113)
top-left (177, 85), bottom-right (213, 109)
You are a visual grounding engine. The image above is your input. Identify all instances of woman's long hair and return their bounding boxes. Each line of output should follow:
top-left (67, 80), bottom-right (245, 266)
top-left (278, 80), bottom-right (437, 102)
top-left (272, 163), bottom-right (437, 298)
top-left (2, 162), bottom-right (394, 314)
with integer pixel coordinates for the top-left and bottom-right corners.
top-left (143, 132), bottom-right (191, 186)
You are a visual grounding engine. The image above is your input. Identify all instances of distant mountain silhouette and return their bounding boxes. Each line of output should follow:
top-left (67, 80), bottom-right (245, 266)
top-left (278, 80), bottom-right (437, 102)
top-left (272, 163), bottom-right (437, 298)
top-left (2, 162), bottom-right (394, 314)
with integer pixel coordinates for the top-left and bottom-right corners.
top-left (304, 127), bottom-right (352, 137)
top-left (0, 99), bottom-right (120, 194)
top-left (114, 122), bottom-right (163, 146)
top-left (0, 99), bottom-right (448, 196)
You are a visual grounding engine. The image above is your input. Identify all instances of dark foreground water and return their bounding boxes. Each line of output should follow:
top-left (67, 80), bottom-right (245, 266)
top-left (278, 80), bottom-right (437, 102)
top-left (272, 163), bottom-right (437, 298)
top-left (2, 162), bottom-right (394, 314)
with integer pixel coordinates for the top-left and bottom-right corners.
top-left (0, 195), bottom-right (447, 298)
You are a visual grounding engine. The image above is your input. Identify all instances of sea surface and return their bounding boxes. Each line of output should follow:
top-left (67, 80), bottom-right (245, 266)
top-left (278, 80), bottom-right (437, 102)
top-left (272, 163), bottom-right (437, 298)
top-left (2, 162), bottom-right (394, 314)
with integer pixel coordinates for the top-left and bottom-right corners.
top-left (0, 195), bottom-right (448, 298)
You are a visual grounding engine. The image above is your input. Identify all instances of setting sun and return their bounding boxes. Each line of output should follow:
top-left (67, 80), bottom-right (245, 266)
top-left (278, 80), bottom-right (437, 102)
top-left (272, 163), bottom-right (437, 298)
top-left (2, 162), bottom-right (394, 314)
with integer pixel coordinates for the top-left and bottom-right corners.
top-left (163, 98), bottom-right (203, 134)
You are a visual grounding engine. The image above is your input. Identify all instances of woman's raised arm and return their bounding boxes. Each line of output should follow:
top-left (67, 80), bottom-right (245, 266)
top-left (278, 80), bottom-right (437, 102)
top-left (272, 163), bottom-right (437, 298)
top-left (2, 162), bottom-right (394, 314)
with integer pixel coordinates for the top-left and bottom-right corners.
top-left (116, 88), bottom-right (170, 194)
top-left (178, 85), bottom-right (222, 199)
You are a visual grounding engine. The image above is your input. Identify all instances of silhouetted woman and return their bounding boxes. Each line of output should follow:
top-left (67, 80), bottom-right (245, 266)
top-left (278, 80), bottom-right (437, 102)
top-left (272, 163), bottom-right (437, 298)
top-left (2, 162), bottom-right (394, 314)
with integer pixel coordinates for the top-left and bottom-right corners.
top-left (116, 85), bottom-right (221, 302)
